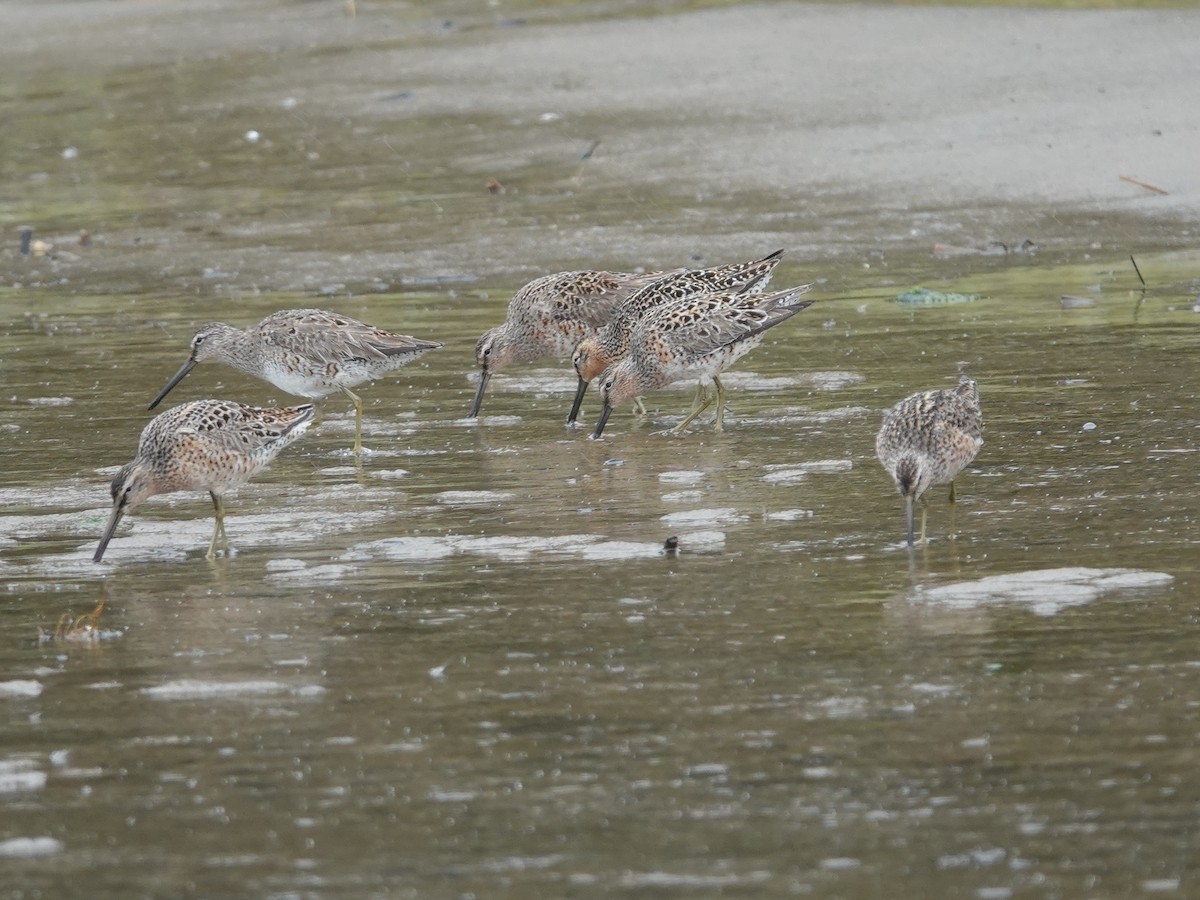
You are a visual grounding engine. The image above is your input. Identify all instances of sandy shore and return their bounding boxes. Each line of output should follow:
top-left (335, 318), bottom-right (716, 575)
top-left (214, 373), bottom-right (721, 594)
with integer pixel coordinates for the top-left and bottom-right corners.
top-left (5, 1), bottom-right (1198, 288)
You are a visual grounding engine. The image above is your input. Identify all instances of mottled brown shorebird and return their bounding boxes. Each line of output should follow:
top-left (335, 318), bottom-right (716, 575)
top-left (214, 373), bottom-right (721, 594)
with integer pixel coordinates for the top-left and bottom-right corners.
top-left (468, 268), bottom-right (677, 418)
top-left (591, 284), bottom-right (816, 438)
top-left (567, 249), bottom-right (785, 425)
top-left (875, 375), bottom-right (983, 547)
top-left (94, 400), bottom-right (315, 562)
top-left (148, 309), bottom-right (442, 455)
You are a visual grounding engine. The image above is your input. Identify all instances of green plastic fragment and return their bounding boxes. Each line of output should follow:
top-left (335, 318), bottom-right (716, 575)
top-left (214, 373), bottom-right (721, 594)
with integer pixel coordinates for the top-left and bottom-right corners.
top-left (895, 287), bottom-right (981, 305)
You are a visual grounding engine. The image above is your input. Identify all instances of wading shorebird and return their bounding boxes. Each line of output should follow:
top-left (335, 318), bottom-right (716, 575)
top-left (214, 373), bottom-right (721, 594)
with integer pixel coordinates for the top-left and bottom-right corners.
top-left (590, 284), bottom-right (816, 439)
top-left (94, 400), bottom-right (315, 562)
top-left (468, 268), bottom-right (678, 418)
top-left (148, 309), bottom-right (442, 455)
top-left (875, 375), bottom-right (983, 547)
top-left (567, 249), bottom-right (785, 425)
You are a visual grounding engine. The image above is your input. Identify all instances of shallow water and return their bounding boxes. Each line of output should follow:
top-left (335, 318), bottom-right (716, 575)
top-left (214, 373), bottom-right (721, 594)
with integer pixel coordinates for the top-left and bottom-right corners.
top-left (3, 250), bottom-right (1199, 898)
top-left (5, 1), bottom-right (1200, 897)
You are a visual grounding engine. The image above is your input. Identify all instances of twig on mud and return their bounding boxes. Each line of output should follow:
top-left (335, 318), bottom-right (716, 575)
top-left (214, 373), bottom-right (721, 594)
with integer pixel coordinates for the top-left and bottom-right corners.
top-left (1130, 255), bottom-right (1147, 288)
top-left (1120, 175), bottom-right (1169, 196)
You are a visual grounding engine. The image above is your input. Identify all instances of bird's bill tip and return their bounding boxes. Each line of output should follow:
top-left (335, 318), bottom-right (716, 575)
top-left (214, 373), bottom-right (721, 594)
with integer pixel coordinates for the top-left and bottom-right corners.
top-left (148, 357), bottom-right (198, 410)
top-left (467, 370), bottom-right (490, 418)
top-left (590, 405), bottom-right (613, 440)
top-left (93, 504), bottom-right (125, 563)
top-left (566, 376), bottom-right (589, 425)
top-left (904, 495), bottom-right (915, 548)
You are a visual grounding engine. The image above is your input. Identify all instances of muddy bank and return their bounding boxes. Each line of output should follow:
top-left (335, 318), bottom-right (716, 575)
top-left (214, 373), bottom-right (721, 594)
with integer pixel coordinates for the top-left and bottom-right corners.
top-left (2, 0), bottom-right (1198, 295)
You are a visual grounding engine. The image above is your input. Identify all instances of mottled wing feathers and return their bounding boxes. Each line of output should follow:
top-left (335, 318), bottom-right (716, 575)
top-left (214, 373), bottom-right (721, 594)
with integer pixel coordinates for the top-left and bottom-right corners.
top-left (146, 400), bottom-right (314, 456)
top-left (607, 250), bottom-right (786, 334)
top-left (633, 285), bottom-right (814, 359)
top-left (256, 309), bottom-right (441, 366)
top-left (512, 270), bottom-right (675, 330)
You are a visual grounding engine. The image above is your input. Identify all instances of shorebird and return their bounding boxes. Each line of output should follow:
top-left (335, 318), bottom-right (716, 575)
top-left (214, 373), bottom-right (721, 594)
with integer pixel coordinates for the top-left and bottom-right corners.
top-left (875, 375), bottom-right (983, 546)
top-left (148, 309), bottom-right (441, 455)
top-left (567, 249), bottom-right (785, 424)
top-left (468, 268), bottom-right (676, 418)
top-left (591, 284), bottom-right (815, 438)
top-left (94, 400), bottom-right (315, 562)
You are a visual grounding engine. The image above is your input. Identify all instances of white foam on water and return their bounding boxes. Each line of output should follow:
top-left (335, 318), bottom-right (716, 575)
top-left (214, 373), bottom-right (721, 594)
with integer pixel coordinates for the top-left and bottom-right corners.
top-left (819, 857), bottom-right (862, 871)
top-left (449, 415), bottom-right (523, 427)
top-left (661, 490), bottom-right (705, 503)
top-left (489, 370), bottom-right (576, 394)
top-left (265, 563), bottom-right (358, 583)
top-left (0, 837), bottom-right (62, 858)
top-left (0, 680), bottom-right (42, 698)
top-left (718, 370), bottom-right (865, 391)
top-left (433, 490), bottom-right (515, 506)
top-left (619, 872), bottom-right (768, 888)
top-left (660, 508), bottom-right (747, 528)
top-left (765, 509), bottom-right (813, 521)
top-left (0, 759), bottom-right (47, 794)
top-left (342, 536), bottom-right (457, 562)
top-left (761, 469), bottom-right (806, 485)
top-left (675, 530), bottom-right (726, 551)
top-left (913, 567), bottom-right (1174, 616)
top-left (342, 524), bottom-right (729, 563)
top-left (141, 680), bottom-right (321, 700)
top-left (658, 470), bottom-right (707, 484)
top-left (577, 541), bottom-right (665, 561)
top-left (764, 459), bottom-right (852, 476)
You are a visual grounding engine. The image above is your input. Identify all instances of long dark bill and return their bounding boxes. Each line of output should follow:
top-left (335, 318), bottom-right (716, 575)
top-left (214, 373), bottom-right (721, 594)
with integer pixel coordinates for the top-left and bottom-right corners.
top-left (904, 494), bottom-right (915, 548)
top-left (148, 357), bottom-right (198, 410)
top-left (93, 501), bottom-right (127, 563)
top-left (467, 369), bottom-right (490, 418)
top-left (566, 376), bottom-right (589, 425)
top-left (591, 404), bottom-right (613, 440)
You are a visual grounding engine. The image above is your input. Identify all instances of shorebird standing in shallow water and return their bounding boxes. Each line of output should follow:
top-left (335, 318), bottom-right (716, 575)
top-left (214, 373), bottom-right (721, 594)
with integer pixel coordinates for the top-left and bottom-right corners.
top-left (875, 375), bottom-right (983, 547)
top-left (567, 250), bottom-right (785, 425)
top-left (590, 284), bottom-right (815, 439)
top-left (148, 309), bottom-right (442, 455)
top-left (468, 268), bottom-right (676, 418)
top-left (94, 400), bottom-right (315, 562)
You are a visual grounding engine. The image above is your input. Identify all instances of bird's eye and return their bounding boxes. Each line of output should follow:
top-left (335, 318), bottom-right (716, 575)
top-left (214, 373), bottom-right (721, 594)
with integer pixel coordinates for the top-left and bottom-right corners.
top-left (482, 345), bottom-right (491, 357)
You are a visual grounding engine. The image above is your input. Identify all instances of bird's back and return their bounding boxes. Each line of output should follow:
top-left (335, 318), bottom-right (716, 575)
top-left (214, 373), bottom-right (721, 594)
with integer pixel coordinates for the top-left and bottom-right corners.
top-left (876, 378), bottom-right (982, 488)
top-left (252, 309), bottom-right (441, 394)
top-left (601, 250), bottom-right (787, 352)
top-left (140, 400), bottom-right (315, 494)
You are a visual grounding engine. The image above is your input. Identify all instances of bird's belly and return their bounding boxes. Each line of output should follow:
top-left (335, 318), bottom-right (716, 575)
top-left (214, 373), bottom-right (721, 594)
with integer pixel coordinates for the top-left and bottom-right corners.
top-left (261, 361), bottom-right (339, 399)
top-left (685, 335), bottom-right (765, 382)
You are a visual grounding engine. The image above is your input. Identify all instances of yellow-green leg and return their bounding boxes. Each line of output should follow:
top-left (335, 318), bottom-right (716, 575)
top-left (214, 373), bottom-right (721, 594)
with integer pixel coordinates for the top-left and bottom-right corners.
top-left (673, 383), bottom-right (715, 434)
top-left (918, 497), bottom-right (929, 546)
top-left (688, 383), bottom-right (708, 416)
top-left (712, 375), bottom-right (728, 432)
top-left (207, 492), bottom-right (229, 559)
top-left (632, 396), bottom-right (648, 416)
top-left (343, 387), bottom-right (364, 455)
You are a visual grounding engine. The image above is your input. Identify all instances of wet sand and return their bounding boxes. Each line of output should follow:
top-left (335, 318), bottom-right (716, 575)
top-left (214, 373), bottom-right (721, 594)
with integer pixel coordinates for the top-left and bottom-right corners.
top-left (4, 0), bottom-right (1199, 288)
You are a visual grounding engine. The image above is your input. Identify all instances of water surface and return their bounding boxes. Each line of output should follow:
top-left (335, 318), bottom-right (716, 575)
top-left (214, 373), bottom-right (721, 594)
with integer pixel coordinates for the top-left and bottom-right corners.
top-left (3, 251), bottom-right (1198, 898)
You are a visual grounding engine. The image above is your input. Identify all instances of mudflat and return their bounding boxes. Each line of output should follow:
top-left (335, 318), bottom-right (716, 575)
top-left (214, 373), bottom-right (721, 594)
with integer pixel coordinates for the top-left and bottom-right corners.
top-left (4, 0), bottom-right (1197, 287)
